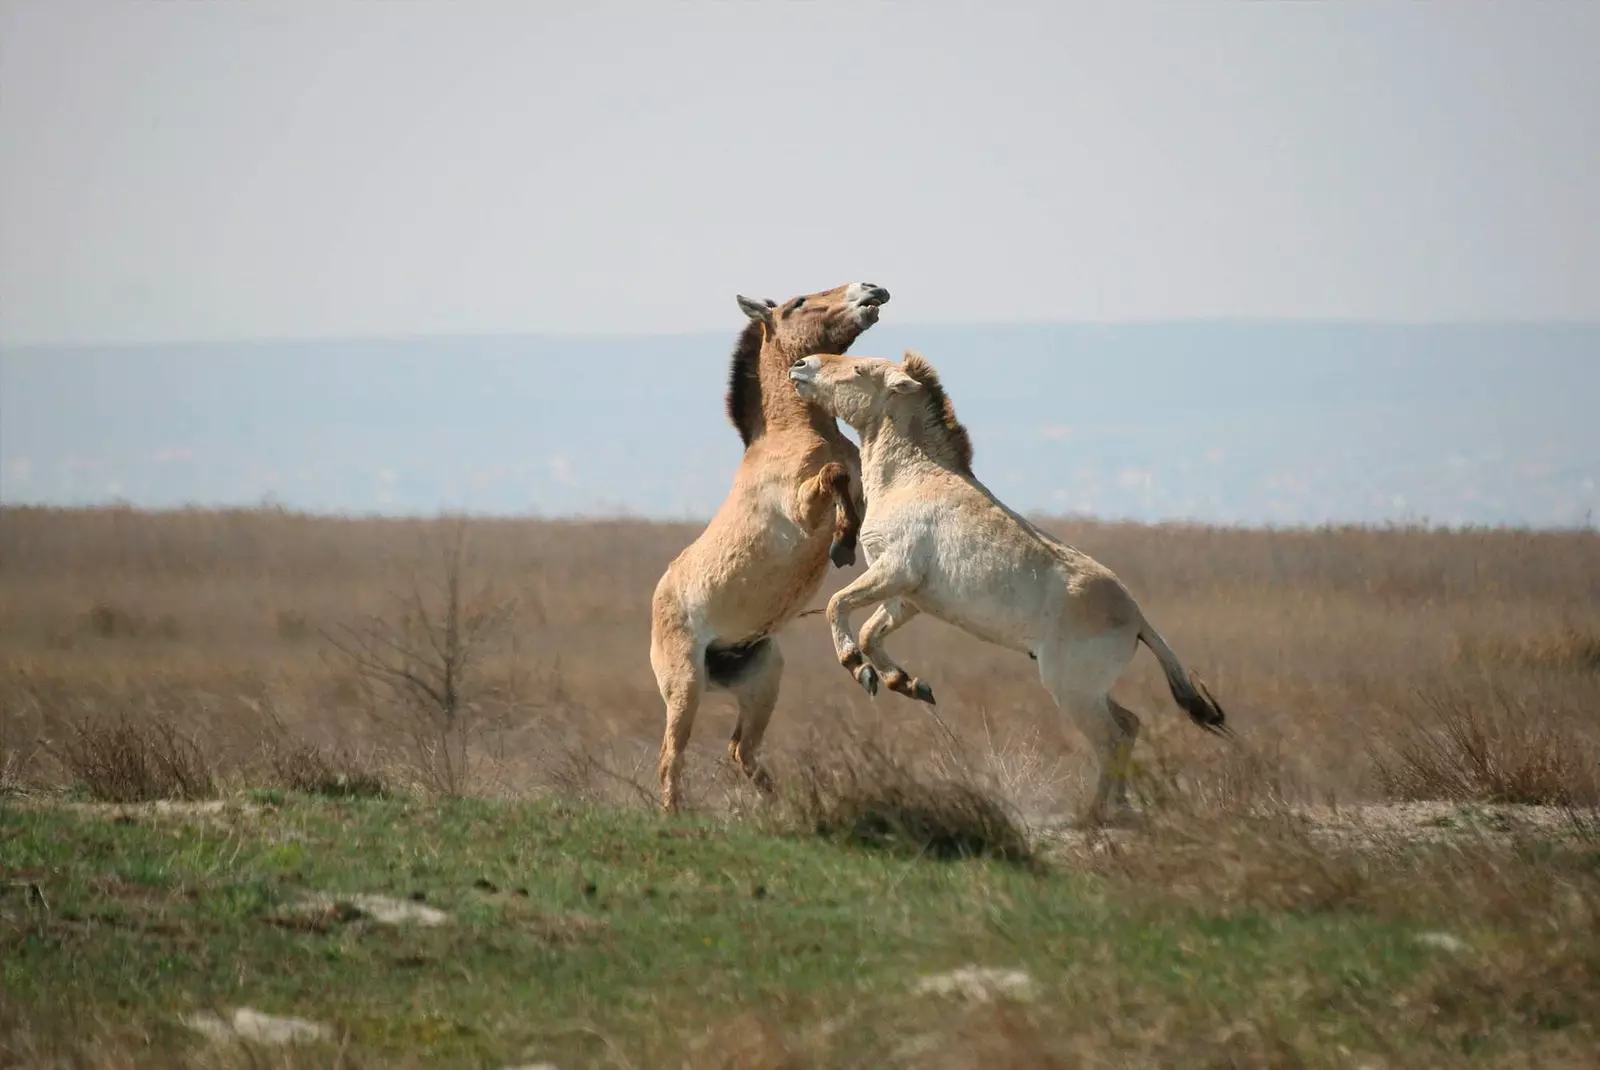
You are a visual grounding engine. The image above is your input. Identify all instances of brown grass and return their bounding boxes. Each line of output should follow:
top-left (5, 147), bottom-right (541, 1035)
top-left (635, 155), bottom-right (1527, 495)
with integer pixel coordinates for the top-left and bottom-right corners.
top-left (1370, 686), bottom-right (1600, 806)
top-left (2, 505), bottom-right (1598, 813)
top-left (780, 719), bottom-right (1035, 863)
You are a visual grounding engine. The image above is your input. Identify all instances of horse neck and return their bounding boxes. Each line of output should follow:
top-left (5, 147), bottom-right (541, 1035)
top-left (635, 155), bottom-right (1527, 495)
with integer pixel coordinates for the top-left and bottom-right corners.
top-left (758, 344), bottom-right (838, 439)
top-left (855, 407), bottom-right (937, 489)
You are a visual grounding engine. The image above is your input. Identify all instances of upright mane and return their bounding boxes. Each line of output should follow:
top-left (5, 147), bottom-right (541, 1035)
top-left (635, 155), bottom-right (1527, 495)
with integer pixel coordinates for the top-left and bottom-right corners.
top-left (900, 351), bottom-right (975, 475)
top-left (724, 318), bottom-right (768, 447)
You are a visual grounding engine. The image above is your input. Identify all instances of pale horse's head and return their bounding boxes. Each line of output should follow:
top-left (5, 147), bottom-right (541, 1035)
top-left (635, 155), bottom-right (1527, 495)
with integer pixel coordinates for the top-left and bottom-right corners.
top-left (786, 353), bottom-right (925, 429)
top-left (733, 282), bottom-right (891, 357)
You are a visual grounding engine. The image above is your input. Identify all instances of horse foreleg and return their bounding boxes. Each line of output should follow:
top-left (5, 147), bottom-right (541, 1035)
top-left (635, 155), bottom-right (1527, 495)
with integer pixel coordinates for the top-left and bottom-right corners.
top-left (797, 462), bottom-right (859, 568)
top-left (857, 599), bottom-right (936, 705)
top-left (825, 562), bottom-right (915, 698)
top-left (829, 471), bottom-right (863, 569)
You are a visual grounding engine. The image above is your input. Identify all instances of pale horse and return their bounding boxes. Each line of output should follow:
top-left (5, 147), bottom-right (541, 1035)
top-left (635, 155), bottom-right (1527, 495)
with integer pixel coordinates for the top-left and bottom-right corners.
top-left (787, 351), bottom-right (1232, 822)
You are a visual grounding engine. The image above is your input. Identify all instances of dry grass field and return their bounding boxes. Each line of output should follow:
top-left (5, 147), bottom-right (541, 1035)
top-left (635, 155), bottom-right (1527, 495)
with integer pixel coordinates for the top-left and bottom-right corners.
top-left (3, 505), bottom-right (1597, 811)
top-left (4, 505), bottom-right (1600, 1068)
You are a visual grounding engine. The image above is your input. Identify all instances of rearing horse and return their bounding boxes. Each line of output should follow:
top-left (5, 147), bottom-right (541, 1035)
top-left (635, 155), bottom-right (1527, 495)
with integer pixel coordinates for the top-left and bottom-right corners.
top-left (650, 281), bottom-right (890, 811)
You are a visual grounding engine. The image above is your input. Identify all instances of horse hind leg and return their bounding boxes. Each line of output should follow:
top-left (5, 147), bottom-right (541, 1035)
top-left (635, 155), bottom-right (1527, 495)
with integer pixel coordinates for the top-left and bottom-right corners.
top-left (719, 639), bottom-right (783, 796)
top-left (1055, 691), bottom-right (1139, 827)
top-left (1105, 697), bottom-right (1143, 812)
top-left (1039, 660), bottom-right (1142, 825)
top-left (651, 611), bottom-right (705, 814)
top-left (857, 599), bottom-right (936, 705)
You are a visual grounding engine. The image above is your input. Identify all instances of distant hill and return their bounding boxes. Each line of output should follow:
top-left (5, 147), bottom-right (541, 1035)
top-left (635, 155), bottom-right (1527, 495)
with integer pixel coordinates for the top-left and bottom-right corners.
top-left (3, 321), bottom-right (1596, 528)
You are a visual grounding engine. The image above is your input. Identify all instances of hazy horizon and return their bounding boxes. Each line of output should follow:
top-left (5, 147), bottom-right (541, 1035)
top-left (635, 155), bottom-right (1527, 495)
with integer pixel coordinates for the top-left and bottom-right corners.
top-left (6, 321), bottom-right (1596, 529)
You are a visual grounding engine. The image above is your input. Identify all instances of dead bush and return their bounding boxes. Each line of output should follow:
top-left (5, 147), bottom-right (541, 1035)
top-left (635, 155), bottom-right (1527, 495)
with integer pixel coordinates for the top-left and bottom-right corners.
top-left (782, 725), bottom-right (1034, 864)
top-left (268, 739), bottom-right (388, 799)
top-left (57, 716), bottom-right (216, 803)
top-left (322, 520), bottom-right (525, 796)
top-left (1370, 687), bottom-right (1599, 806)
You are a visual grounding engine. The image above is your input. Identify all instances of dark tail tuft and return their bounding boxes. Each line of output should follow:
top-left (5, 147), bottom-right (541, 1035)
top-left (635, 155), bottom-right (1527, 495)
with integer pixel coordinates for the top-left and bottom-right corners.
top-left (1140, 625), bottom-right (1234, 739)
top-left (705, 636), bottom-right (774, 689)
top-left (1176, 672), bottom-right (1233, 738)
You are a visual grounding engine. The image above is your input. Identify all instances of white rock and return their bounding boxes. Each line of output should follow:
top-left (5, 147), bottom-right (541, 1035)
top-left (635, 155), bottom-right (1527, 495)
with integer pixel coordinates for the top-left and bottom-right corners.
top-left (297, 892), bottom-right (450, 927)
top-left (914, 965), bottom-right (1036, 1003)
top-left (1414, 931), bottom-right (1470, 954)
top-left (182, 1008), bottom-right (330, 1045)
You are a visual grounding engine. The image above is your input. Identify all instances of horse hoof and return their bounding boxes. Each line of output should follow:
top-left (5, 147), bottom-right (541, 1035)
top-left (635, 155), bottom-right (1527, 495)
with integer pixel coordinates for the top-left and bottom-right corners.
top-left (829, 539), bottom-right (856, 568)
top-left (911, 680), bottom-right (936, 705)
top-left (857, 665), bottom-right (879, 697)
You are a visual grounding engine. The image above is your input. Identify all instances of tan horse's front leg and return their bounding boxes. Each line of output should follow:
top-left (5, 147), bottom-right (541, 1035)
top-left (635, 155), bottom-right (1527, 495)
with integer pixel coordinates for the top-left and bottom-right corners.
top-left (857, 599), bottom-right (936, 705)
top-left (825, 563), bottom-right (912, 698)
top-left (797, 462), bottom-right (860, 568)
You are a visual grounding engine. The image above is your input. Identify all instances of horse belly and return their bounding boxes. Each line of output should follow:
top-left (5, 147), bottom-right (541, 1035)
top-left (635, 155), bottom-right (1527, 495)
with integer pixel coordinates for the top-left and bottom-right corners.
top-left (909, 561), bottom-right (1049, 655)
top-left (699, 518), bottom-right (832, 640)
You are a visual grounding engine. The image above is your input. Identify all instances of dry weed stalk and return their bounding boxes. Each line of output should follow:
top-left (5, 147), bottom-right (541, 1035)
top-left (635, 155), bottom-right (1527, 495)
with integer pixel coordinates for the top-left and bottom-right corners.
top-left (321, 521), bottom-right (523, 796)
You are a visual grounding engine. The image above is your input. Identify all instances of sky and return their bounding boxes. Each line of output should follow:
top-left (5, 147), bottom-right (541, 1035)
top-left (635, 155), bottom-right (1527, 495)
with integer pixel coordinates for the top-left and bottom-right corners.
top-left (2, 2), bottom-right (1597, 526)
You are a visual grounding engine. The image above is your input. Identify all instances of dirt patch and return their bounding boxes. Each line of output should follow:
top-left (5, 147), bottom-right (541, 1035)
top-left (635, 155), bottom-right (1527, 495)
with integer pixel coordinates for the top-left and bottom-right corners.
top-left (1295, 801), bottom-right (1579, 850)
top-left (1032, 801), bottom-right (1587, 859)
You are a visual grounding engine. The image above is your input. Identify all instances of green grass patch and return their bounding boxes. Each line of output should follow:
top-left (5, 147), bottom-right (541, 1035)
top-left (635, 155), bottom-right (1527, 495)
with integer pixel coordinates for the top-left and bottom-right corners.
top-left (1, 795), bottom-right (1594, 1068)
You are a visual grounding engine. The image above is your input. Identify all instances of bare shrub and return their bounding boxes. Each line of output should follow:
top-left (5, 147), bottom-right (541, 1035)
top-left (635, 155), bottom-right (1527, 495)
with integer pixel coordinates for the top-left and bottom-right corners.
top-left (268, 739), bottom-right (388, 799)
top-left (782, 722), bottom-right (1034, 864)
top-left (322, 520), bottom-right (523, 796)
top-left (1370, 687), bottom-right (1599, 806)
top-left (57, 716), bottom-right (216, 803)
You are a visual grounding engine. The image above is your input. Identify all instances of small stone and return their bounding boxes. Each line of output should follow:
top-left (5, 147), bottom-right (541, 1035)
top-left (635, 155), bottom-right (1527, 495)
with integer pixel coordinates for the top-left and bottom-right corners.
top-left (914, 965), bottom-right (1036, 1003)
top-left (182, 1007), bottom-right (330, 1045)
top-left (1414, 931), bottom-right (1469, 954)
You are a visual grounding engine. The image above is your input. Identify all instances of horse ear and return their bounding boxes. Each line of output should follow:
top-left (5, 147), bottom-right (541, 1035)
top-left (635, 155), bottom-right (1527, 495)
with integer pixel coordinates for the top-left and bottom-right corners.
top-left (736, 295), bottom-right (776, 327)
top-left (884, 368), bottom-right (923, 394)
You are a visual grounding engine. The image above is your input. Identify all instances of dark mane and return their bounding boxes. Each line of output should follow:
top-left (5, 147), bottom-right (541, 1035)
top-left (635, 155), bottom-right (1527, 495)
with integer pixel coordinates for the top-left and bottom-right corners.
top-left (900, 351), bottom-right (975, 475)
top-left (724, 319), bottom-right (767, 447)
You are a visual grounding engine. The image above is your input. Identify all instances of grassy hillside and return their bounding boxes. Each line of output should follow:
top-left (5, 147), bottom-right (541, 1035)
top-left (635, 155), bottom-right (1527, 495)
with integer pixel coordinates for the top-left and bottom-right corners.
top-left (4, 792), bottom-right (1597, 1068)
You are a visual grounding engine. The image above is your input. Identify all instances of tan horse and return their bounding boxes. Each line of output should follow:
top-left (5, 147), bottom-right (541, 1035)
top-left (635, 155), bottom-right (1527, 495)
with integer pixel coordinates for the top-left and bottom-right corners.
top-left (788, 350), bottom-right (1231, 824)
top-left (651, 282), bottom-right (891, 812)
